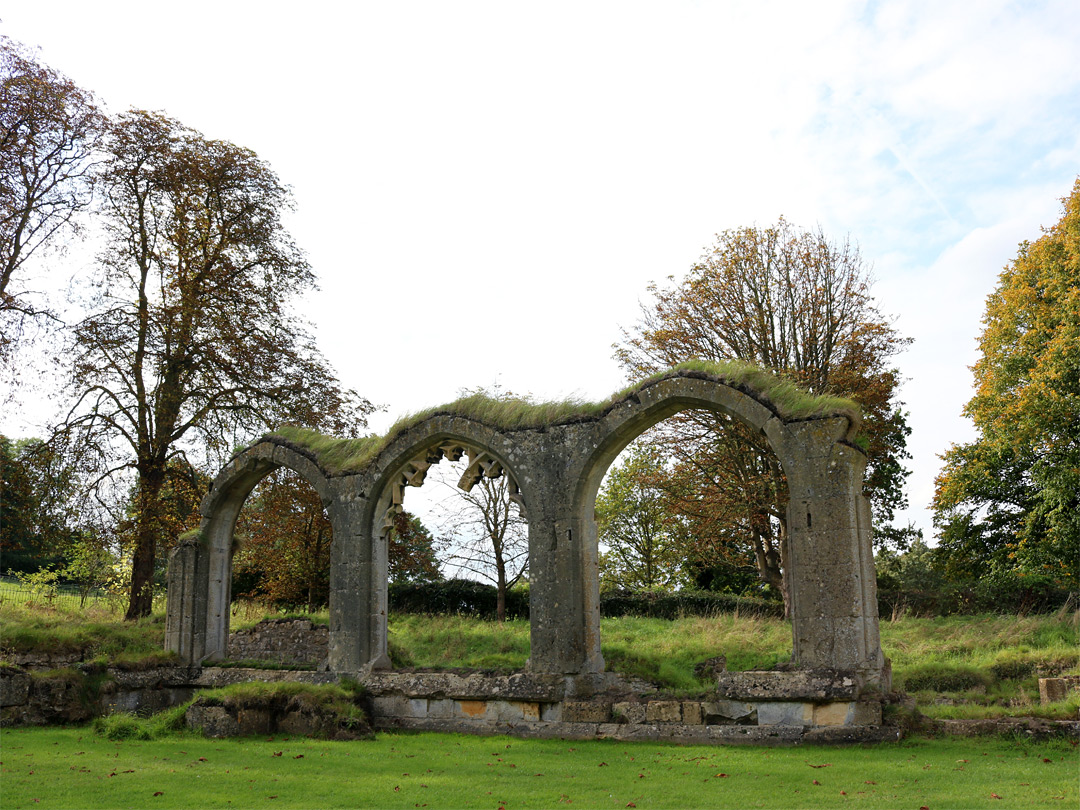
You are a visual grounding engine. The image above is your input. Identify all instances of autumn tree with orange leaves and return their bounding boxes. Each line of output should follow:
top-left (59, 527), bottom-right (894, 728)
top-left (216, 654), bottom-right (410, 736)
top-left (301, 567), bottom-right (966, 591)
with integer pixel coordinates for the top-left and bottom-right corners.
top-left (233, 472), bottom-right (443, 612)
top-left (615, 219), bottom-right (912, 610)
top-left (933, 180), bottom-right (1079, 591)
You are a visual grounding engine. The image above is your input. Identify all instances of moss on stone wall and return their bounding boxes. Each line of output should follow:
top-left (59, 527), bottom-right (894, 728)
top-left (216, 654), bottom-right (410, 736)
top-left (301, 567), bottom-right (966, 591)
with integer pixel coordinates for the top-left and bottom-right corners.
top-left (264, 360), bottom-right (861, 476)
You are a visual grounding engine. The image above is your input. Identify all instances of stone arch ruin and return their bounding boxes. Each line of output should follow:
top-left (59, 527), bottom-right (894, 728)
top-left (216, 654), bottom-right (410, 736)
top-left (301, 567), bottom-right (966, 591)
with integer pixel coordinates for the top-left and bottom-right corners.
top-left (167, 364), bottom-right (890, 719)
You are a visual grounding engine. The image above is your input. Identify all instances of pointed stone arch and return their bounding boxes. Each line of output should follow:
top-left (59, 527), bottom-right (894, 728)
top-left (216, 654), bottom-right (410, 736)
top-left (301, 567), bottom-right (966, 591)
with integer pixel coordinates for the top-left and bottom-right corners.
top-left (167, 365), bottom-right (886, 688)
top-left (565, 374), bottom-right (882, 681)
top-left (345, 415), bottom-right (535, 672)
top-left (165, 440), bottom-right (337, 665)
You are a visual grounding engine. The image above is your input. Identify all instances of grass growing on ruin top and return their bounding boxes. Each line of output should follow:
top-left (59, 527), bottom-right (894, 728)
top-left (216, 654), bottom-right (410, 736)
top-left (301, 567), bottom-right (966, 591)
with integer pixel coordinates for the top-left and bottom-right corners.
top-left (268, 359), bottom-right (862, 475)
top-left (0, 592), bottom-right (168, 667)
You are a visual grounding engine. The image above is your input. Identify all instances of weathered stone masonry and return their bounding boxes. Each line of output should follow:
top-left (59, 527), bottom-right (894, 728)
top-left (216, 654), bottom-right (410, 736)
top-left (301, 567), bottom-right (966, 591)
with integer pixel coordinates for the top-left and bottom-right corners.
top-left (166, 368), bottom-right (891, 734)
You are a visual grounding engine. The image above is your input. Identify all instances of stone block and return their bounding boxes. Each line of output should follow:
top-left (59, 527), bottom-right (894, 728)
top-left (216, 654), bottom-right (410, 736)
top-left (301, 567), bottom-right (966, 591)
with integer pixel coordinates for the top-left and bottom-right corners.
top-left (0, 670), bottom-right (30, 708)
top-left (811, 702), bottom-right (852, 727)
top-left (851, 700), bottom-right (882, 726)
top-left (490, 701), bottom-right (524, 722)
top-left (645, 701), bottom-right (681, 723)
top-left (681, 701), bottom-right (703, 725)
top-left (562, 701), bottom-right (610, 723)
top-left (804, 725), bottom-right (901, 744)
top-left (540, 702), bottom-right (562, 722)
top-left (427, 699), bottom-right (454, 719)
top-left (237, 708), bottom-right (274, 735)
top-left (706, 724), bottom-right (805, 745)
top-left (756, 702), bottom-right (813, 726)
top-left (613, 701), bottom-right (647, 724)
top-left (1039, 677), bottom-right (1080, 704)
top-left (514, 701), bottom-right (541, 722)
top-left (186, 705), bottom-right (240, 738)
top-left (716, 670), bottom-right (860, 701)
top-left (279, 711), bottom-right (322, 736)
top-left (702, 699), bottom-right (756, 724)
top-left (370, 695), bottom-right (412, 717)
top-left (457, 699), bottom-right (490, 719)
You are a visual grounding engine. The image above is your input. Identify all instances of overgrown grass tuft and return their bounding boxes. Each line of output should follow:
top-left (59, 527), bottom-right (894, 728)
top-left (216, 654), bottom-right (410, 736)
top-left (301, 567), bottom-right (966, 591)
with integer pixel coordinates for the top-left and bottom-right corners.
top-left (0, 597), bottom-right (165, 662)
top-left (264, 360), bottom-right (862, 475)
top-left (901, 664), bottom-right (991, 692)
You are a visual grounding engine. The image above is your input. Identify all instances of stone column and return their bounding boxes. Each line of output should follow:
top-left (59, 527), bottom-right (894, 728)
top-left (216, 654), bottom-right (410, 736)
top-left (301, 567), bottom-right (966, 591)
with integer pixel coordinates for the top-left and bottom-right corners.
top-left (770, 418), bottom-right (887, 683)
top-left (165, 534), bottom-right (207, 665)
top-left (524, 432), bottom-right (604, 678)
top-left (327, 481), bottom-right (388, 673)
top-left (527, 512), bottom-right (588, 674)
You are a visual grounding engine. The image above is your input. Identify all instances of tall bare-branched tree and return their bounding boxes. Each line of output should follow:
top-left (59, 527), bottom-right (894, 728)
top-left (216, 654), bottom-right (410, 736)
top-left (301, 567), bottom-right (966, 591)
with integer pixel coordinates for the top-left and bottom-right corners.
top-left (616, 219), bottom-right (911, 611)
top-left (437, 472), bottom-right (528, 622)
top-left (0, 36), bottom-right (102, 363)
top-left (57, 110), bottom-right (369, 618)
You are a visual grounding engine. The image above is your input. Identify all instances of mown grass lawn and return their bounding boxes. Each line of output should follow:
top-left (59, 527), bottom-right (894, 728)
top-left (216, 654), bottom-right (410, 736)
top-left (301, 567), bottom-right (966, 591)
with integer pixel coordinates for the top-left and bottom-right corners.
top-left (2, 727), bottom-right (1076, 809)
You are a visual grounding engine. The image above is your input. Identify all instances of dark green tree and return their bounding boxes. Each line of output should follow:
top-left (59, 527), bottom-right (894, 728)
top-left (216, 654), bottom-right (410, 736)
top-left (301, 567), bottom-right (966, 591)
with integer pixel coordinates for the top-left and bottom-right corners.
top-left (0, 435), bottom-right (78, 574)
top-left (388, 511), bottom-right (443, 584)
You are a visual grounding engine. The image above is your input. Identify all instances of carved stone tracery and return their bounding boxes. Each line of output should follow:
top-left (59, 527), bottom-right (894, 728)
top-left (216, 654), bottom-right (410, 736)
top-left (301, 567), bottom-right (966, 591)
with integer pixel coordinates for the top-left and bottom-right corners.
top-left (382, 442), bottom-right (527, 531)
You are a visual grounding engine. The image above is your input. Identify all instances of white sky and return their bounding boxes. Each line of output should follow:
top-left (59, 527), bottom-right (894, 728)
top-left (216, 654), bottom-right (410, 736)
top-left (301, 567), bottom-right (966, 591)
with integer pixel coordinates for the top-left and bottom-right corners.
top-left (3, 0), bottom-right (1079, 541)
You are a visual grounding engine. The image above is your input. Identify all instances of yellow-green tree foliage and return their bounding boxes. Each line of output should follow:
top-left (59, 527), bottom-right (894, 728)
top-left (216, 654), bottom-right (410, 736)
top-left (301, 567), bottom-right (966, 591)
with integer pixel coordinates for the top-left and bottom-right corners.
top-left (934, 179), bottom-right (1079, 589)
top-left (617, 219), bottom-right (911, 607)
top-left (596, 445), bottom-right (686, 591)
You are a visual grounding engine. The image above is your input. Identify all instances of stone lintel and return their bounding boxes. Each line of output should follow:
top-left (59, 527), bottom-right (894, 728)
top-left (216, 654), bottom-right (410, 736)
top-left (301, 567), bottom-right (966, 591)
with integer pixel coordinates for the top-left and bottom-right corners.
top-left (715, 669), bottom-right (862, 701)
top-left (363, 670), bottom-right (567, 702)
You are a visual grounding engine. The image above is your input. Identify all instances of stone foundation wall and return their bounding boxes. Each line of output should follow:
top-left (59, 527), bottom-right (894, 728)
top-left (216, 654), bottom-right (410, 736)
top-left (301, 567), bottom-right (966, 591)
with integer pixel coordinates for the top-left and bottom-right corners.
top-left (362, 670), bottom-right (885, 745)
top-left (4, 664), bottom-right (1079, 744)
top-left (227, 619), bottom-right (328, 669)
top-left (0, 665), bottom-right (198, 726)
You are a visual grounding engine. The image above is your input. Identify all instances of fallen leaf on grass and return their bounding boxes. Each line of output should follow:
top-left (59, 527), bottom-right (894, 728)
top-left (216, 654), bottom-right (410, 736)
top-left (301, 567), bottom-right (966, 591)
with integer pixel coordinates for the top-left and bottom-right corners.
top-left (807, 762), bottom-right (833, 768)
top-left (812, 780), bottom-right (820, 786)
top-left (293, 755), bottom-right (304, 759)
top-left (153, 792), bottom-right (163, 797)
top-left (714, 774), bottom-right (728, 778)
top-left (272, 752), bottom-right (282, 757)
top-left (990, 794), bottom-right (1002, 800)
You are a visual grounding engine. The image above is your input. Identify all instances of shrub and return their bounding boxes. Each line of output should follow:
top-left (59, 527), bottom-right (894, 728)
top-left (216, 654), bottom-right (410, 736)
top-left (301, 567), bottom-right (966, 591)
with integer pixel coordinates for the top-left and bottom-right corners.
top-left (386, 581), bottom-right (783, 620)
top-left (901, 664), bottom-right (992, 692)
top-left (598, 589), bottom-right (783, 620)
top-left (93, 713), bottom-right (151, 741)
top-left (389, 579), bottom-right (528, 619)
top-left (988, 654), bottom-right (1036, 681)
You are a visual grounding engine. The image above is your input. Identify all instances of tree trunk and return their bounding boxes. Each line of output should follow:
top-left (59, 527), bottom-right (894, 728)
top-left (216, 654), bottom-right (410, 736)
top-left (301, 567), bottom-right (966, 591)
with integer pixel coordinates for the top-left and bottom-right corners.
top-left (125, 466), bottom-right (166, 620)
top-left (495, 556), bottom-right (507, 623)
top-left (752, 530), bottom-right (790, 618)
